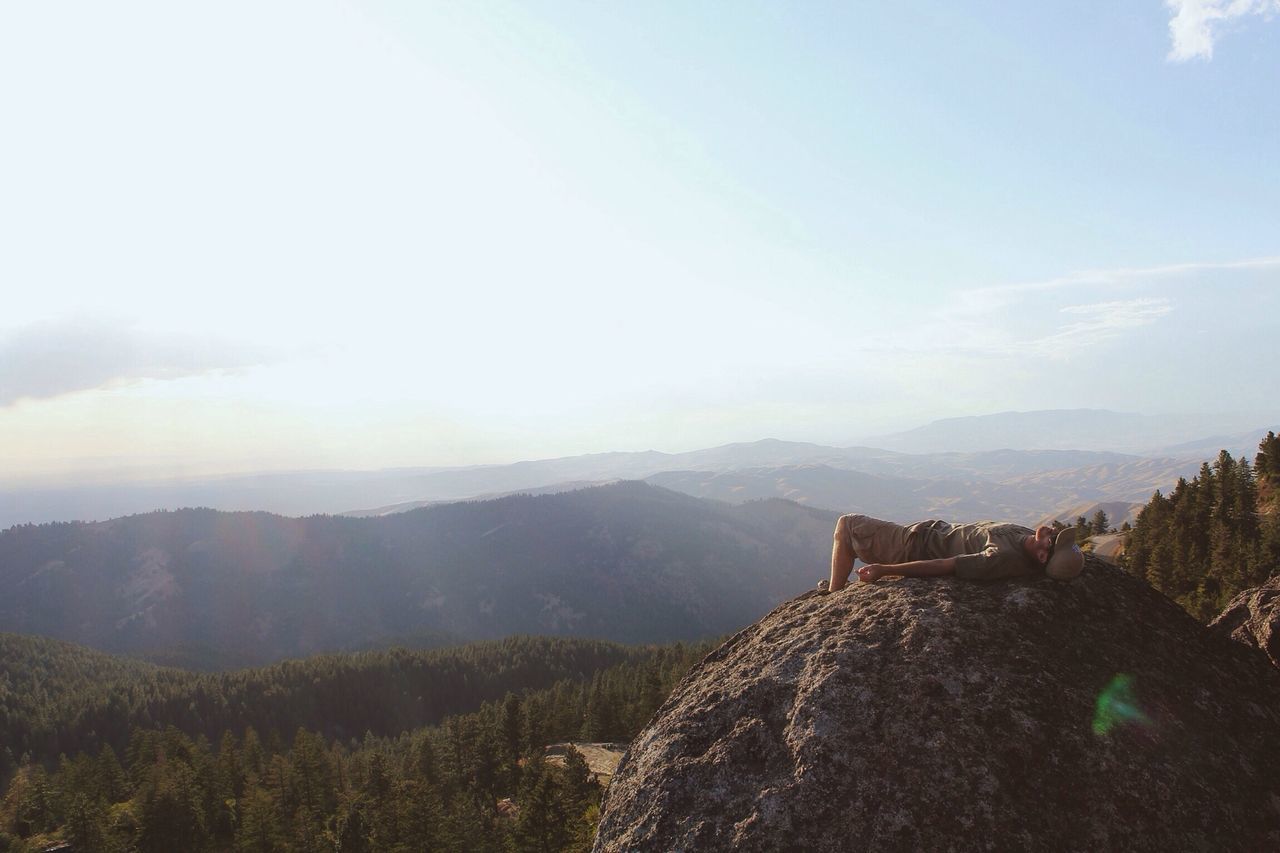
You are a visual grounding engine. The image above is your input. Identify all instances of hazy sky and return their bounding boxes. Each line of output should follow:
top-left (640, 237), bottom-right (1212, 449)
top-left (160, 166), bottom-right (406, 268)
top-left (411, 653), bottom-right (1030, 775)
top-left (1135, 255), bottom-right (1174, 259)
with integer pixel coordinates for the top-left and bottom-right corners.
top-left (2, 1), bottom-right (1278, 480)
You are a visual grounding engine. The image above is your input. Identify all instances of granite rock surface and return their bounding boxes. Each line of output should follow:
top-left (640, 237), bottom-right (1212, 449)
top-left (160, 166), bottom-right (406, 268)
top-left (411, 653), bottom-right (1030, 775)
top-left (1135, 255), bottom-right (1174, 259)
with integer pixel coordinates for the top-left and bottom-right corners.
top-left (1212, 574), bottom-right (1280, 669)
top-left (594, 556), bottom-right (1280, 852)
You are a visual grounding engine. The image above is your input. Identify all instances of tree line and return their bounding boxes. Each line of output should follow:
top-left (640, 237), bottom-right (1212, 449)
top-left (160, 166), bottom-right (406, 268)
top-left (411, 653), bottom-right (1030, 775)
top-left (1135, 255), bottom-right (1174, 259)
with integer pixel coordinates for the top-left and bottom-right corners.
top-left (0, 640), bottom-right (710, 852)
top-left (0, 634), bottom-right (679, 782)
top-left (1122, 432), bottom-right (1280, 620)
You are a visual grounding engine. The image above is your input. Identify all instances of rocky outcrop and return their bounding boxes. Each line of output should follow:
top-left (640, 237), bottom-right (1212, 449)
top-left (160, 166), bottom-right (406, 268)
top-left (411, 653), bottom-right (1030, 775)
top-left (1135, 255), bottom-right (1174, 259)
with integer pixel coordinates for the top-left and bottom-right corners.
top-left (1211, 575), bottom-right (1280, 669)
top-left (594, 557), bottom-right (1280, 852)
top-left (544, 742), bottom-right (627, 784)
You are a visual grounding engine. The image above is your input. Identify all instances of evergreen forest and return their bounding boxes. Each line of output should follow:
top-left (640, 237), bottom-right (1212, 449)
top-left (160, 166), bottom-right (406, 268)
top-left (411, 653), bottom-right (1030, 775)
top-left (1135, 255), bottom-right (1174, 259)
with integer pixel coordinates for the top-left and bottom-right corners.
top-left (1122, 432), bottom-right (1280, 620)
top-left (0, 634), bottom-right (710, 852)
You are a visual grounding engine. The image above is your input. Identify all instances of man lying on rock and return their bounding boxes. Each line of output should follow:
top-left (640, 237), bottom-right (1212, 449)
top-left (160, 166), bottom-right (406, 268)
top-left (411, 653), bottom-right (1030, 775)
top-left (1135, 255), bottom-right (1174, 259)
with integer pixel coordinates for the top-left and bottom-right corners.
top-left (823, 514), bottom-right (1085, 593)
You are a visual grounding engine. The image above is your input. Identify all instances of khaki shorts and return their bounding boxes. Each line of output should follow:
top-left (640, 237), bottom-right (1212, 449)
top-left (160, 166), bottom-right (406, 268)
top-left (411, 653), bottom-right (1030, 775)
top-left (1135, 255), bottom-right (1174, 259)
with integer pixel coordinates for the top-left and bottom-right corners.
top-left (836, 514), bottom-right (911, 565)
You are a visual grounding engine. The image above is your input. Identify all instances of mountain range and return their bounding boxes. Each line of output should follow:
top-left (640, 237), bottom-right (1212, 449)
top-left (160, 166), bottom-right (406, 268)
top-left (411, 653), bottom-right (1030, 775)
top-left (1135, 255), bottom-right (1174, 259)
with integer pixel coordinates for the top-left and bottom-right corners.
top-left (3, 409), bottom-right (1274, 531)
top-left (2, 411), bottom-right (1272, 673)
top-left (860, 408), bottom-right (1277, 455)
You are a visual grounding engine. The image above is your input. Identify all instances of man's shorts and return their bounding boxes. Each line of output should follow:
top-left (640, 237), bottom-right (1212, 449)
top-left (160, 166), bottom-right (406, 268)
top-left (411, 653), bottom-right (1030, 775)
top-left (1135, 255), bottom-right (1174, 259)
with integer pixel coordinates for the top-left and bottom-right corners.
top-left (836, 514), bottom-right (911, 565)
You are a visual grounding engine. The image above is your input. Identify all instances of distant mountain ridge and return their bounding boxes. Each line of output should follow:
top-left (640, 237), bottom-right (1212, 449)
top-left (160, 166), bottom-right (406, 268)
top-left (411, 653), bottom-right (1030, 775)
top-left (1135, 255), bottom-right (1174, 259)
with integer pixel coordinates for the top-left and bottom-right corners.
top-left (337, 445), bottom-right (1199, 527)
top-left (642, 456), bottom-right (1185, 527)
top-left (862, 409), bottom-right (1278, 454)
top-left (5, 408), bottom-right (1275, 529)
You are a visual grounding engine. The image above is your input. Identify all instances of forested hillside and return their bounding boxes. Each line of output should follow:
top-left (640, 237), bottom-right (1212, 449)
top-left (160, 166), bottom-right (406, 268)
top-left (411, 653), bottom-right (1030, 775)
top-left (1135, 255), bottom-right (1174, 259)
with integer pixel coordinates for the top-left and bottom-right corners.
top-left (1123, 432), bottom-right (1280, 620)
top-left (0, 633), bottom-right (682, 778)
top-left (0, 482), bottom-right (833, 668)
top-left (0, 631), bottom-right (709, 852)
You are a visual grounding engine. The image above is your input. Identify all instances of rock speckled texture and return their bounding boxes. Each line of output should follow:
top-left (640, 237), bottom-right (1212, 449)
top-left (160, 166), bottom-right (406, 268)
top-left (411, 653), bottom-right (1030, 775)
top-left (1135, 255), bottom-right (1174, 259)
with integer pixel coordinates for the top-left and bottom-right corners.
top-left (594, 557), bottom-right (1280, 852)
top-left (1212, 575), bottom-right (1280, 669)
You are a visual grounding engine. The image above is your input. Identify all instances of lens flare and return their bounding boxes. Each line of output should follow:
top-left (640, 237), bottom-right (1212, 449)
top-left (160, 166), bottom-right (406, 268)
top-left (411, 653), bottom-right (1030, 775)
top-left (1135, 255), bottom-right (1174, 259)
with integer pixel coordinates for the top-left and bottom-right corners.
top-left (1092, 674), bottom-right (1150, 735)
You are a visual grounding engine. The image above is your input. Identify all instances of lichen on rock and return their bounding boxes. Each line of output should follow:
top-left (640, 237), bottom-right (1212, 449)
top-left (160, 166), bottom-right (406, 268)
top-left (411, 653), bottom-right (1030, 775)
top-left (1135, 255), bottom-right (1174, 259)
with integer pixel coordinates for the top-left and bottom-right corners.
top-left (594, 556), bottom-right (1280, 852)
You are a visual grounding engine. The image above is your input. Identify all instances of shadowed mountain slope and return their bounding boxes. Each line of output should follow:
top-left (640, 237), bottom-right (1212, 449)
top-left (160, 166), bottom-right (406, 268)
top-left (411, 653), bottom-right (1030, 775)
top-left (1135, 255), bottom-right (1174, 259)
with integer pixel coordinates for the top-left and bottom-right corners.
top-left (0, 482), bottom-right (833, 668)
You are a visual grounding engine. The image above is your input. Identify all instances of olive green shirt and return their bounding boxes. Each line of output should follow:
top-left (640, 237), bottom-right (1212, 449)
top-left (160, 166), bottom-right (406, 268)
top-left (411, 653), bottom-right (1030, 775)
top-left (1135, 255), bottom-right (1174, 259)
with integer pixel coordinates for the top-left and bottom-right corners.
top-left (903, 520), bottom-right (1038, 581)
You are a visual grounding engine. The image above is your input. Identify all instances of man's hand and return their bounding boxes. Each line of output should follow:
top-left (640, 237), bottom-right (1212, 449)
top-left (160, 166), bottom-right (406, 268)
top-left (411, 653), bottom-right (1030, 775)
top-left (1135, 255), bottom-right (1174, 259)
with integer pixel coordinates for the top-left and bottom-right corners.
top-left (857, 564), bottom-right (886, 583)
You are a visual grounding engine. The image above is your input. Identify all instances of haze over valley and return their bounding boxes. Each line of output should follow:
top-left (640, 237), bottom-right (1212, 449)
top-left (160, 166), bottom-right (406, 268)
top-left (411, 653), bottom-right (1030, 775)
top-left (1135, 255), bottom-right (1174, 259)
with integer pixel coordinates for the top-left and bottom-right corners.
top-left (4, 408), bottom-right (1274, 534)
top-left (3, 406), bottom-right (1274, 677)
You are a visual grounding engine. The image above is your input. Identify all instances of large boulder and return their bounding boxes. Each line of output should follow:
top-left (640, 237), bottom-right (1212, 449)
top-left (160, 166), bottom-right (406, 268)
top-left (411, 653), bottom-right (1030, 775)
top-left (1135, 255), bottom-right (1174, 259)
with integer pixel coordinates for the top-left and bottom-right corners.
top-left (1211, 574), bottom-right (1280, 669)
top-left (594, 557), bottom-right (1280, 852)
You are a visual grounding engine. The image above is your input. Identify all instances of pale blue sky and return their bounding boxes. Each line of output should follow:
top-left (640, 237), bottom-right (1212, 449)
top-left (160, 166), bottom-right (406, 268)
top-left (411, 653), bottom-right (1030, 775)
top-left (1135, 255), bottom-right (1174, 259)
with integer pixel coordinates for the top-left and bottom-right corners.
top-left (1, 1), bottom-right (1277, 480)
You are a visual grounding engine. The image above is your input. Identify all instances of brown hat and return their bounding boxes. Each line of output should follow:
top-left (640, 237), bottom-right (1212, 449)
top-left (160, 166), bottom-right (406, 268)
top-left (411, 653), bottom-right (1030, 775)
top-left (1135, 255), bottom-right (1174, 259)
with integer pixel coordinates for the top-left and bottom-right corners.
top-left (1046, 527), bottom-right (1084, 581)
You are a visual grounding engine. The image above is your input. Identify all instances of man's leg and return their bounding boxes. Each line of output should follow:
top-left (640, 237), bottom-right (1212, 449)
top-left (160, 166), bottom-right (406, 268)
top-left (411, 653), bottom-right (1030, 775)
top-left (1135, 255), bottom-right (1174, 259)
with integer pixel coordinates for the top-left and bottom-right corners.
top-left (828, 514), bottom-right (912, 592)
top-left (829, 515), bottom-right (858, 592)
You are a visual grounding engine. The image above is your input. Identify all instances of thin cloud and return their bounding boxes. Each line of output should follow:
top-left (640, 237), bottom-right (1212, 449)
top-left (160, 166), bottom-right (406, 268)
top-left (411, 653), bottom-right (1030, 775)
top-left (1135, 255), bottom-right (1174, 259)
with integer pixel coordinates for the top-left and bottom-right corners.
top-left (1058, 297), bottom-right (1175, 319)
top-left (0, 316), bottom-right (272, 406)
top-left (943, 298), bottom-right (1174, 360)
top-left (1025, 297), bottom-right (1174, 358)
top-left (847, 297), bottom-right (1174, 364)
top-left (958, 256), bottom-right (1280, 311)
top-left (866, 256), bottom-right (1275, 363)
top-left (1166, 0), bottom-right (1280, 61)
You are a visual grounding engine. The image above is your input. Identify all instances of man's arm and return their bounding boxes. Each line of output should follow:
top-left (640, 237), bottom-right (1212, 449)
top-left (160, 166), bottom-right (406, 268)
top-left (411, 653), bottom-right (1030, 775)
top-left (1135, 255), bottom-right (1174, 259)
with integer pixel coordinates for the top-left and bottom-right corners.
top-left (857, 557), bottom-right (957, 583)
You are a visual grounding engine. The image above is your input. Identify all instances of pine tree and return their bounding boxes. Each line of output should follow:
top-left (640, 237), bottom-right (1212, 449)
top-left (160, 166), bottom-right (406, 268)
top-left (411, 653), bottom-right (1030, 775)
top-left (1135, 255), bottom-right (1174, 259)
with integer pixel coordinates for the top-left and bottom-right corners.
top-left (292, 804), bottom-right (328, 853)
top-left (0, 748), bottom-right (14, 784)
top-left (392, 778), bottom-right (446, 852)
top-left (1234, 458), bottom-right (1262, 588)
top-left (565, 803), bottom-right (601, 853)
top-left (1169, 477), bottom-right (1203, 599)
top-left (291, 728), bottom-right (336, 819)
top-left (408, 731), bottom-right (439, 787)
top-left (1122, 491), bottom-right (1158, 583)
top-left (1256, 431), bottom-right (1280, 483)
top-left (97, 744), bottom-right (128, 804)
top-left (1091, 509), bottom-right (1110, 536)
top-left (2, 765), bottom-right (58, 839)
top-left (241, 727), bottom-right (264, 780)
top-left (444, 789), bottom-right (506, 853)
top-left (501, 692), bottom-right (523, 789)
top-left (210, 732), bottom-right (241, 842)
top-left (63, 793), bottom-right (112, 853)
top-left (559, 746), bottom-right (598, 814)
top-left (637, 665), bottom-right (664, 732)
top-left (234, 783), bottom-right (283, 853)
top-left (126, 729), bottom-right (159, 791)
top-left (513, 758), bottom-right (567, 853)
top-left (521, 699), bottom-right (547, 763)
top-left (581, 674), bottom-right (617, 742)
top-left (134, 757), bottom-right (207, 853)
